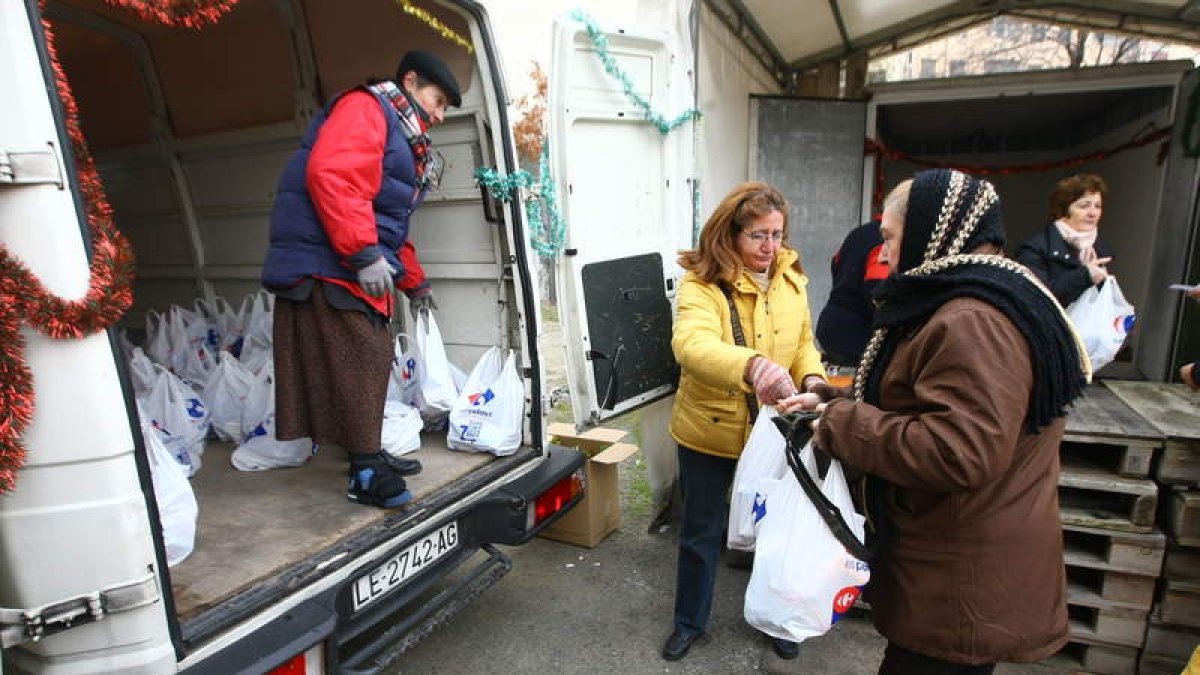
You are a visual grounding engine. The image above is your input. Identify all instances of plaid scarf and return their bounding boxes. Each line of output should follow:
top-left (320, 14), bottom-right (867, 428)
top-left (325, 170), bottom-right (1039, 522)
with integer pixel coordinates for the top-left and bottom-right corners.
top-left (368, 80), bottom-right (443, 193)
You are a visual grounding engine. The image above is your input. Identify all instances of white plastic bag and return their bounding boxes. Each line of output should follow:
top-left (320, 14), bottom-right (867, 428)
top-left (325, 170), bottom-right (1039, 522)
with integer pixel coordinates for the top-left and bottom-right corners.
top-left (139, 365), bottom-right (209, 477)
top-left (728, 406), bottom-right (788, 552)
top-left (411, 311), bottom-right (457, 422)
top-left (381, 399), bottom-right (424, 458)
top-left (231, 363), bottom-right (315, 471)
top-left (386, 334), bottom-right (420, 407)
top-left (144, 309), bottom-right (172, 368)
top-left (447, 348), bottom-right (524, 456)
top-left (140, 409), bottom-right (198, 567)
top-left (203, 353), bottom-right (256, 442)
top-left (744, 441), bottom-right (871, 643)
top-left (128, 347), bottom-right (158, 396)
top-left (1067, 277), bottom-right (1135, 371)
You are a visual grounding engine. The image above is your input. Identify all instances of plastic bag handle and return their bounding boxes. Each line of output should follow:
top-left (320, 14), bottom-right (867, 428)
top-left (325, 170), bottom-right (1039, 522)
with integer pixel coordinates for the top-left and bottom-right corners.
top-left (773, 412), bottom-right (876, 562)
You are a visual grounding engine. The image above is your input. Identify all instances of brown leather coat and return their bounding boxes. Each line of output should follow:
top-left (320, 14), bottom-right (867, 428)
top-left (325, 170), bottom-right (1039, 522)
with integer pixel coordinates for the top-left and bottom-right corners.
top-left (817, 297), bottom-right (1068, 665)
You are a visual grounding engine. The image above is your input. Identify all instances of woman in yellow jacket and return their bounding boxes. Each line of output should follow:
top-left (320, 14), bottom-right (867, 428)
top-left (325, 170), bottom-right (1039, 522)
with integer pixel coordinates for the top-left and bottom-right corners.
top-left (662, 182), bottom-right (825, 662)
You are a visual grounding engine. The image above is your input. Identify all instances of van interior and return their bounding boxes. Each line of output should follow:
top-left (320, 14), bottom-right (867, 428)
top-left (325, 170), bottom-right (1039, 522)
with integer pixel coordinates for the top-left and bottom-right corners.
top-left (45, 0), bottom-right (530, 647)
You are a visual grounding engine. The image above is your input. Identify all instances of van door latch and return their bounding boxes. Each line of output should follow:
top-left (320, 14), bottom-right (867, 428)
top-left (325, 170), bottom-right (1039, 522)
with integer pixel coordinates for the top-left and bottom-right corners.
top-left (0, 145), bottom-right (64, 188)
top-left (0, 573), bottom-right (160, 648)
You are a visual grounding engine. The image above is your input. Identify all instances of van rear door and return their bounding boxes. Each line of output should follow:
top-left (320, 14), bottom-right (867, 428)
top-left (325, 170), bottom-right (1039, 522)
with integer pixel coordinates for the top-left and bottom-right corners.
top-left (548, 15), bottom-right (694, 426)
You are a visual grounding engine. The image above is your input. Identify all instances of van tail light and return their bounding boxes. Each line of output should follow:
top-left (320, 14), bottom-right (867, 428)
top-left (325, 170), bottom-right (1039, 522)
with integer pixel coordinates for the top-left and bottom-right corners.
top-left (530, 468), bottom-right (584, 528)
top-left (268, 643), bottom-right (324, 675)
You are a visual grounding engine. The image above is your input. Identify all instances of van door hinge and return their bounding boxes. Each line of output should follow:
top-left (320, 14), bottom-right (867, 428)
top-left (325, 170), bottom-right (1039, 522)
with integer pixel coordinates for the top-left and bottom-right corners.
top-left (0, 145), bottom-right (64, 188)
top-left (0, 573), bottom-right (159, 648)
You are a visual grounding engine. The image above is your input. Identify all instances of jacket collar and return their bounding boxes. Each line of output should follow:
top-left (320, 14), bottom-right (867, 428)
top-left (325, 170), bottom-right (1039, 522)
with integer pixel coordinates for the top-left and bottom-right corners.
top-left (730, 248), bottom-right (804, 294)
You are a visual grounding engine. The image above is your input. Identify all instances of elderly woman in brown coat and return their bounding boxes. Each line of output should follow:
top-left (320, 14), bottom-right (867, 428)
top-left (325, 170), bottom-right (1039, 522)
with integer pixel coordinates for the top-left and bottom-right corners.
top-left (783, 169), bottom-right (1091, 674)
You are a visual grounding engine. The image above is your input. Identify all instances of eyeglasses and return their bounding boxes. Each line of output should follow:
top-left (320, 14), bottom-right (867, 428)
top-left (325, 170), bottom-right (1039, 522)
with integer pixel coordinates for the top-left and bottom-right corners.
top-left (741, 231), bottom-right (785, 243)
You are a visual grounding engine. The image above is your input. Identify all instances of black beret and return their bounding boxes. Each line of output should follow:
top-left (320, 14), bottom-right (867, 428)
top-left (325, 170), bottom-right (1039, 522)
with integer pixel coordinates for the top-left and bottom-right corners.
top-left (396, 50), bottom-right (462, 108)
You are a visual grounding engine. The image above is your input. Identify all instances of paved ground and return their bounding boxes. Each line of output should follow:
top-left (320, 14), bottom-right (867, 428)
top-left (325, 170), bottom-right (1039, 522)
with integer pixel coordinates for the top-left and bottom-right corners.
top-left (386, 310), bottom-right (1083, 675)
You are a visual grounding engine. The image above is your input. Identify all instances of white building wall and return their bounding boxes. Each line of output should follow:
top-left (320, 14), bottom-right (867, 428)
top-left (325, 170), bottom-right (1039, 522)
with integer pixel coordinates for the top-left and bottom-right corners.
top-left (695, 3), bottom-right (783, 239)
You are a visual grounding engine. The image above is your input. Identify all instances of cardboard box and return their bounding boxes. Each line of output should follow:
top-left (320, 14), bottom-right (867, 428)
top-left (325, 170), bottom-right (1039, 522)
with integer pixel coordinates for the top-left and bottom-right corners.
top-left (538, 422), bottom-right (638, 548)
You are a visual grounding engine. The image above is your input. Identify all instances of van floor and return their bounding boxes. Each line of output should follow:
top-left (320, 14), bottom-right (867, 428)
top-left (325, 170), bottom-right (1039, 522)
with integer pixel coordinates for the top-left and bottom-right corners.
top-left (169, 434), bottom-right (493, 621)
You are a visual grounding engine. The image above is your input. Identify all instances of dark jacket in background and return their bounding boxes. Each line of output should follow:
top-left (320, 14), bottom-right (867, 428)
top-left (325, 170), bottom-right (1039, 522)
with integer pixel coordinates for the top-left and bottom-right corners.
top-left (816, 219), bottom-right (886, 366)
top-left (1014, 223), bottom-right (1114, 307)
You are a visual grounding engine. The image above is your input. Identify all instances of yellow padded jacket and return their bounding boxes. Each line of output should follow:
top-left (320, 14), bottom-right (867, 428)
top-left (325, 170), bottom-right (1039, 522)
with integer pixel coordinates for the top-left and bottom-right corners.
top-left (669, 248), bottom-right (824, 459)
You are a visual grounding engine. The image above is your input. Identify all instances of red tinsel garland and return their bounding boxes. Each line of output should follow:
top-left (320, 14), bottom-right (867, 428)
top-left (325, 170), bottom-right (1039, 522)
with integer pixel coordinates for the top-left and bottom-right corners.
top-left (865, 127), bottom-right (1173, 211)
top-left (0, 1), bottom-right (238, 493)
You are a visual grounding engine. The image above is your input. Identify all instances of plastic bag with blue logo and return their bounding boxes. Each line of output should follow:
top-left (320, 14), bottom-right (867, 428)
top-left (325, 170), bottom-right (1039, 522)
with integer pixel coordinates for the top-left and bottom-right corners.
top-left (412, 311), bottom-right (457, 425)
top-left (203, 352), bottom-right (256, 442)
top-left (1066, 276), bottom-right (1135, 371)
top-left (231, 363), bottom-right (316, 471)
top-left (727, 406), bottom-right (787, 552)
top-left (138, 405), bottom-right (198, 566)
top-left (447, 347), bottom-right (523, 456)
top-left (138, 364), bottom-right (210, 477)
top-left (744, 440), bottom-right (870, 643)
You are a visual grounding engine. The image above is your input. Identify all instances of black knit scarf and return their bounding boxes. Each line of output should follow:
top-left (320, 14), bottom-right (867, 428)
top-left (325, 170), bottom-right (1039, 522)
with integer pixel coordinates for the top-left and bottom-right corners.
top-left (860, 259), bottom-right (1088, 433)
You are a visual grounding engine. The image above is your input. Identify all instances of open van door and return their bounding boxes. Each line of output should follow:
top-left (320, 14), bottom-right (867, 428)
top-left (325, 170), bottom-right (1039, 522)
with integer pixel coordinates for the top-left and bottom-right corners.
top-left (548, 16), bottom-right (695, 426)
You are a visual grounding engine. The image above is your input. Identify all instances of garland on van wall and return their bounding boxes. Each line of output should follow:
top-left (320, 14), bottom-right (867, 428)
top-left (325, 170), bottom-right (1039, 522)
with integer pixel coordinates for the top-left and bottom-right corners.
top-left (864, 126), bottom-right (1172, 209)
top-left (396, 0), bottom-right (474, 54)
top-left (571, 9), bottom-right (700, 134)
top-left (0, 11), bottom-right (183, 493)
top-left (100, 0), bottom-right (240, 28)
top-left (474, 142), bottom-right (567, 260)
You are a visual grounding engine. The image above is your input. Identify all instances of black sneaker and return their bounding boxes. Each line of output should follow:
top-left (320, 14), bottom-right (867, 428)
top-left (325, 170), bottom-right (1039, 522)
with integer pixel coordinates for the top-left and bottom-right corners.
top-left (347, 455), bottom-right (413, 508)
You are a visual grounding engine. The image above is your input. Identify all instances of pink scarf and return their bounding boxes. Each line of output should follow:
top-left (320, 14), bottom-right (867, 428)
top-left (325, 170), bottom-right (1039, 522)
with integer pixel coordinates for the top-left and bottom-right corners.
top-left (1055, 220), bottom-right (1097, 263)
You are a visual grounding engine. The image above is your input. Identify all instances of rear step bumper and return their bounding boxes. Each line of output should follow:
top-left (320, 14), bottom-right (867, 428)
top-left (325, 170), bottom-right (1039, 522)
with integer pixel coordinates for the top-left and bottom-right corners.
top-left (337, 544), bottom-right (512, 674)
top-left (183, 444), bottom-right (584, 674)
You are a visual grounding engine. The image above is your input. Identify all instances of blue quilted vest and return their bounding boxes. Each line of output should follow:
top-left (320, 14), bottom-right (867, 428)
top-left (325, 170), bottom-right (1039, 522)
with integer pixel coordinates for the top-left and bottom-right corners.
top-left (261, 86), bottom-right (426, 290)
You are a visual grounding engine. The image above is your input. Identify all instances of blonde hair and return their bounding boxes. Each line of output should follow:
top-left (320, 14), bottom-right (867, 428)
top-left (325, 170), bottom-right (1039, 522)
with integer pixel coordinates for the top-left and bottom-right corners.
top-left (677, 182), bottom-right (801, 284)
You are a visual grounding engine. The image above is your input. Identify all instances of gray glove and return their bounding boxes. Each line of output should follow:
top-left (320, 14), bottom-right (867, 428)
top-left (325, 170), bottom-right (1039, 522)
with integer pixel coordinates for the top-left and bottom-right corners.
top-left (356, 257), bottom-right (395, 298)
top-left (408, 287), bottom-right (437, 320)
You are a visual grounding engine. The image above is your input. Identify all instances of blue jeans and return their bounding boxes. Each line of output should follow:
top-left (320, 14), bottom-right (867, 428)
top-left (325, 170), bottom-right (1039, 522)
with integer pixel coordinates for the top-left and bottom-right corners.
top-left (673, 445), bottom-right (737, 635)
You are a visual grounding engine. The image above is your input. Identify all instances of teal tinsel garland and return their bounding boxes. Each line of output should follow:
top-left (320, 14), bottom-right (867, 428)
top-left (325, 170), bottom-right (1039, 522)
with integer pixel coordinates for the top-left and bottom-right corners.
top-left (474, 141), bottom-right (567, 260)
top-left (570, 9), bottom-right (700, 134)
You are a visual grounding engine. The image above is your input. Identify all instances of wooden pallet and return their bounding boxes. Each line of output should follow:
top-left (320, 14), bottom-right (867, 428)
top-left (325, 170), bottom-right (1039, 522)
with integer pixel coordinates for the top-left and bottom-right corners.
top-left (1104, 381), bottom-right (1200, 486)
top-left (1163, 542), bottom-right (1200, 582)
top-left (1166, 490), bottom-right (1200, 546)
top-left (1059, 462), bottom-right (1158, 533)
top-left (1062, 523), bottom-right (1166, 577)
top-left (1144, 615), bottom-right (1200, 663)
top-left (1064, 383), bottom-right (1163, 478)
top-left (1066, 564), bottom-right (1157, 610)
top-left (1057, 636), bottom-right (1140, 675)
top-left (1160, 578), bottom-right (1200, 628)
top-left (1068, 586), bottom-right (1150, 647)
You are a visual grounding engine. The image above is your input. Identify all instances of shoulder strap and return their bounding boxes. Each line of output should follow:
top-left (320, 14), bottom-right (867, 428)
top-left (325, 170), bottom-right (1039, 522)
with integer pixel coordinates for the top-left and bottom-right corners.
top-left (719, 282), bottom-right (760, 425)
top-left (772, 412), bottom-right (878, 562)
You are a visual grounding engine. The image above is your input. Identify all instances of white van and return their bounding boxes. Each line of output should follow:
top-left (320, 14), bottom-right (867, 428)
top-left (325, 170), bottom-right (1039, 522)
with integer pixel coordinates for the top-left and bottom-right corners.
top-left (0, 1), bottom-right (647, 672)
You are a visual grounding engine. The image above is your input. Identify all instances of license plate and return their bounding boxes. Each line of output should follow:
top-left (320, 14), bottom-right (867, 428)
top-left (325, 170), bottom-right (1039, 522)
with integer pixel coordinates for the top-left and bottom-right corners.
top-left (351, 522), bottom-right (459, 612)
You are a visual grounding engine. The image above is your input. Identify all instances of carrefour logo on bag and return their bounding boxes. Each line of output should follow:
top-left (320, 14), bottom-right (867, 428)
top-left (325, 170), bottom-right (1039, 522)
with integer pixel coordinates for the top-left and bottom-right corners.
top-left (468, 389), bottom-right (495, 407)
top-left (752, 492), bottom-right (767, 523)
top-left (831, 586), bottom-right (862, 625)
top-left (186, 398), bottom-right (206, 419)
top-left (1114, 314), bottom-right (1135, 334)
top-left (402, 357), bottom-right (416, 381)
